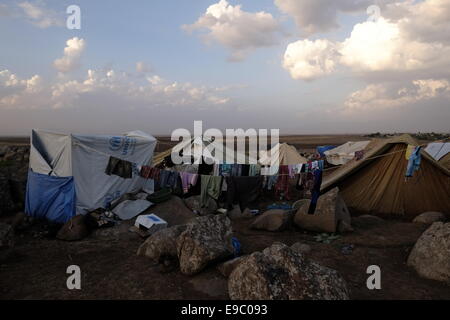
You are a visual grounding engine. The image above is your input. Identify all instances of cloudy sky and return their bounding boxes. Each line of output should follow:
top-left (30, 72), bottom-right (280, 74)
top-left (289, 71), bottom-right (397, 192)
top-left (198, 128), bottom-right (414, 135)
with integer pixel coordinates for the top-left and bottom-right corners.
top-left (0, 0), bottom-right (449, 136)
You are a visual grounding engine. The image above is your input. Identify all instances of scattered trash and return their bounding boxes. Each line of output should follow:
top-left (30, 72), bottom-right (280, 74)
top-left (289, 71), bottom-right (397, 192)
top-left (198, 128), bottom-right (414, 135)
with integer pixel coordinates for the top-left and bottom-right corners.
top-left (314, 233), bottom-right (341, 244)
top-left (231, 237), bottom-right (241, 257)
top-left (341, 244), bottom-right (354, 255)
top-left (267, 203), bottom-right (292, 210)
top-left (135, 213), bottom-right (168, 236)
top-left (112, 199), bottom-right (153, 220)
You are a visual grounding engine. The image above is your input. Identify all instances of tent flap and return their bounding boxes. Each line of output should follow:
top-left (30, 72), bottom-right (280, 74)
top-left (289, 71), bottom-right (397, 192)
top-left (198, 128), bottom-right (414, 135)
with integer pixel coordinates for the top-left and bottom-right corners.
top-left (25, 170), bottom-right (76, 223)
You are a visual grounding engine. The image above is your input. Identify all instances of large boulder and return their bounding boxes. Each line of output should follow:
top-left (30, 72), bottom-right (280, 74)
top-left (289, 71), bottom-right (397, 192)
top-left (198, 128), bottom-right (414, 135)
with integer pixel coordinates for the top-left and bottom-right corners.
top-left (56, 215), bottom-right (89, 241)
top-left (184, 195), bottom-right (218, 216)
top-left (413, 212), bottom-right (446, 225)
top-left (250, 209), bottom-right (292, 232)
top-left (290, 242), bottom-right (312, 255)
top-left (407, 222), bottom-right (450, 284)
top-left (294, 187), bottom-right (351, 233)
top-left (150, 196), bottom-right (196, 226)
top-left (217, 256), bottom-right (248, 278)
top-left (137, 224), bottom-right (188, 261)
top-left (228, 242), bottom-right (349, 300)
top-left (177, 214), bottom-right (234, 275)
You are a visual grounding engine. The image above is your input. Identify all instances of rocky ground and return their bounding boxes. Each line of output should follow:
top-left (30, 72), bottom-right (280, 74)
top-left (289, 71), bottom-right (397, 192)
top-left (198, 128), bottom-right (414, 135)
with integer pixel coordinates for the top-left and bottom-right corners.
top-left (1, 206), bottom-right (449, 300)
top-left (0, 141), bottom-right (449, 300)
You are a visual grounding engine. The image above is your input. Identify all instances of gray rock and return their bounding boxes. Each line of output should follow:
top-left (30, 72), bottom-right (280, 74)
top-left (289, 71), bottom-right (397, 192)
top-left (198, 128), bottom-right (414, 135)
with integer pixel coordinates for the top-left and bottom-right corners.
top-left (137, 224), bottom-right (188, 261)
top-left (413, 212), bottom-right (446, 225)
top-left (228, 242), bottom-right (349, 300)
top-left (177, 214), bottom-right (234, 275)
top-left (294, 187), bottom-right (351, 233)
top-left (250, 209), bottom-right (292, 232)
top-left (407, 222), bottom-right (450, 284)
top-left (217, 256), bottom-right (248, 278)
top-left (0, 222), bottom-right (14, 248)
top-left (184, 195), bottom-right (218, 216)
top-left (150, 196), bottom-right (196, 226)
top-left (290, 242), bottom-right (312, 254)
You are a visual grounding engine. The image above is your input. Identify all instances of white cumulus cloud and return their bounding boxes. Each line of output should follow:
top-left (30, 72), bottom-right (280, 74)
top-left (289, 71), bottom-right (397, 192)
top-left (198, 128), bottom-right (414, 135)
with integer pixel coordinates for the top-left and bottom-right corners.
top-left (283, 39), bottom-right (340, 81)
top-left (344, 79), bottom-right (450, 111)
top-left (274, 0), bottom-right (386, 36)
top-left (53, 37), bottom-right (86, 73)
top-left (0, 68), bottom-right (231, 110)
top-left (183, 0), bottom-right (282, 61)
top-left (282, 0), bottom-right (450, 81)
top-left (17, 1), bottom-right (63, 28)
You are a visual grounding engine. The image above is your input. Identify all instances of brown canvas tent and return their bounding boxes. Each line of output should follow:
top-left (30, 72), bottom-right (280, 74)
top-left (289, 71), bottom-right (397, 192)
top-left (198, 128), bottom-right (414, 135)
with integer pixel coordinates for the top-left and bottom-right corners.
top-left (440, 153), bottom-right (450, 170)
top-left (321, 134), bottom-right (450, 220)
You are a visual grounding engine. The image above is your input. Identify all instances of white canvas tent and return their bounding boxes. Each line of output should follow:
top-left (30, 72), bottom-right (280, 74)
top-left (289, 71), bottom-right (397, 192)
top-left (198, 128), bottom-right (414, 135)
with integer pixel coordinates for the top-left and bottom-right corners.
top-left (153, 136), bottom-right (258, 166)
top-left (324, 141), bottom-right (371, 165)
top-left (26, 129), bottom-right (157, 222)
top-left (259, 143), bottom-right (307, 166)
top-left (425, 142), bottom-right (450, 161)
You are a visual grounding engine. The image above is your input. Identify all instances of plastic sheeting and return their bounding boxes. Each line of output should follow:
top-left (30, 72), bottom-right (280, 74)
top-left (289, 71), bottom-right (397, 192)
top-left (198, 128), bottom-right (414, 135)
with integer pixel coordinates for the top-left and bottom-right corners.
top-left (112, 199), bottom-right (153, 220)
top-left (28, 129), bottom-right (157, 215)
top-left (324, 141), bottom-right (371, 165)
top-left (316, 145), bottom-right (336, 157)
top-left (25, 170), bottom-right (76, 223)
top-left (425, 142), bottom-right (450, 161)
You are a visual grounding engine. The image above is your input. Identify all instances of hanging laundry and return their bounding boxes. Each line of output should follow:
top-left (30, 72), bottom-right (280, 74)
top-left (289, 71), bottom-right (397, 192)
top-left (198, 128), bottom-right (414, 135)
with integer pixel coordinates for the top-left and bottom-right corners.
top-left (140, 165), bottom-right (152, 178)
top-left (159, 170), bottom-right (170, 188)
top-left (140, 166), bottom-right (161, 181)
top-left (200, 175), bottom-right (223, 207)
top-left (226, 176), bottom-right (263, 211)
top-left (318, 160), bottom-right (324, 170)
top-left (274, 165), bottom-right (291, 199)
top-left (248, 164), bottom-right (261, 176)
top-left (296, 172), bottom-right (306, 189)
top-left (307, 169), bottom-right (323, 214)
top-left (105, 156), bottom-right (133, 179)
top-left (405, 144), bottom-right (415, 161)
top-left (174, 164), bottom-right (199, 174)
top-left (406, 146), bottom-right (422, 177)
top-left (261, 165), bottom-right (279, 176)
top-left (213, 164), bottom-right (220, 176)
top-left (220, 164), bottom-right (233, 176)
top-left (266, 175), bottom-right (278, 190)
top-left (159, 170), bottom-right (179, 189)
top-left (180, 172), bottom-right (199, 194)
top-left (304, 163), bottom-right (310, 173)
top-left (241, 164), bottom-right (250, 177)
top-left (355, 150), bottom-right (364, 161)
top-left (231, 164), bottom-right (242, 176)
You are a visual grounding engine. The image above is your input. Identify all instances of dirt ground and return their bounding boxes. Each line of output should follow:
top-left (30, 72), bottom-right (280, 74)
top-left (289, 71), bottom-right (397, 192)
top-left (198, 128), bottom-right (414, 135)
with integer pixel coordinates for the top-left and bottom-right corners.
top-left (1, 212), bottom-right (449, 300)
top-left (1, 135), bottom-right (447, 300)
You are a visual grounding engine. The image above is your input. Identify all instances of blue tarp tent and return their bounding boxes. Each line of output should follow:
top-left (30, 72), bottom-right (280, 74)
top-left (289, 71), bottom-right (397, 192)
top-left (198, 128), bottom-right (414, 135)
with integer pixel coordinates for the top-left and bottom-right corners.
top-left (316, 145), bottom-right (337, 157)
top-left (25, 129), bottom-right (157, 223)
top-left (25, 171), bottom-right (76, 223)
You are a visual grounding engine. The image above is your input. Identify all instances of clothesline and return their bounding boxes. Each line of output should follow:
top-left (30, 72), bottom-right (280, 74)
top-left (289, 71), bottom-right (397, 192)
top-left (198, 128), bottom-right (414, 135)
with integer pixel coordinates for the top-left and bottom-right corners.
top-left (141, 142), bottom-right (430, 177)
top-left (104, 140), bottom-right (431, 179)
